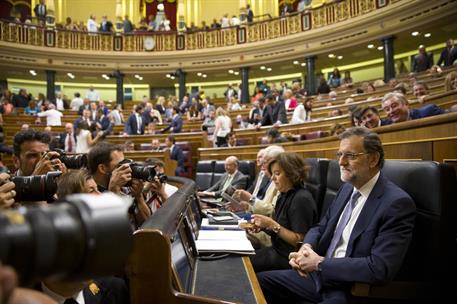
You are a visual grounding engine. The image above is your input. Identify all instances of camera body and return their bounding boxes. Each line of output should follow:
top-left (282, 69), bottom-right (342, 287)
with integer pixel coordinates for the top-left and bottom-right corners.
top-left (117, 159), bottom-right (167, 184)
top-left (52, 148), bottom-right (87, 169)
top-left (0, 193), bottom-right (133, 284)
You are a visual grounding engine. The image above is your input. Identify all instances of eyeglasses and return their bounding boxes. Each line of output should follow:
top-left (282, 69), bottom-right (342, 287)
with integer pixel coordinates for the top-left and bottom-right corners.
top-left (336, 152), bottom-right (367, 160)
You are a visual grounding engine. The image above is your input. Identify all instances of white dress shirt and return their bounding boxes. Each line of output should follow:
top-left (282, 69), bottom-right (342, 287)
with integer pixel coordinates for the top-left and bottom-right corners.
top-left (37, 109), bottom-right (63, 126)
top-left (333, 172), bottom-right (380, 258)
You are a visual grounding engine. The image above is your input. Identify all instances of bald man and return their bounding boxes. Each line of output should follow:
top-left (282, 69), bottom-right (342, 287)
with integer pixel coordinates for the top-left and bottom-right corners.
top-left (197, 156), bottom-right (247, 199)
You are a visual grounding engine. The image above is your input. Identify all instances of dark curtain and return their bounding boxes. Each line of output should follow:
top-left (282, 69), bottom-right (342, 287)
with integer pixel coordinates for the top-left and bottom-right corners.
top-left (145, 0), bottom-right (177, 30)
top-left (0, 0), bottom-right (31, 22)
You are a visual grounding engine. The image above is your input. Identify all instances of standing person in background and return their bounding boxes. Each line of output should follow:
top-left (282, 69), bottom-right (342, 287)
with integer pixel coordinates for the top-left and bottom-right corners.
top-left (328, 68), bottom-right (342, 88)
top-left (437, 38), bottom-right (457, 67)
top-left (213, 107), bottom-right (232, 147)
top-left (412, 45), bottom-right (433, 73)
top-left (246, 4), bottom-right (254, 22)
top-left (86, 14), bottom-right (98, 33)
top-left (75, 121), bottom-right (102, 154)
top-left (33, 0), bottom-right (46, 23)
top-left (86, 86), bottom-right (100, 102)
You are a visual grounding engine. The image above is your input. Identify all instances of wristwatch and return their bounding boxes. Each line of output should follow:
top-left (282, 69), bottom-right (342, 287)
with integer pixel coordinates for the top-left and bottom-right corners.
top-left (272, 224), bottom-right (281, 234)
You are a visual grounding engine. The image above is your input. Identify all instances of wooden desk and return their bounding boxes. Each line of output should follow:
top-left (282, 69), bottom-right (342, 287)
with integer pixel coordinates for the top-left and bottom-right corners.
top-left (128, 177), bottom-right (266, 304)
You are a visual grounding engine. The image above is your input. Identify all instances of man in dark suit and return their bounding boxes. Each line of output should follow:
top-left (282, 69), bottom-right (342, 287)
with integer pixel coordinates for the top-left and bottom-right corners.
top-left (78, 99), bottom-right (91, 116)
top-left (358, 106), bottom-right (390, 129)
top-left (412, 45), bottom-right (433, 73)
top-left (124, 105), bottom-right (145, 135)
top-left (165, 135), bottom-right (185, 176)
top-left (258, 95), bottom-right (288, 127)
top-left (381, 92), bottom-right (444, 124)
top-left (33, 0), bottom-right (47, 23)
top-left (59, 122), bottom-right (77, 153)
top-left (257, 127), bottom-right (416, 303)
top-left (246, 4), bottom-right (254, 22)
top-left (197, 156), bottom-right (248, 199)
top-left (437, 38), bottom-right (457, 67)
top-left (162, 106), bottom-right (183, 133)
top-left (247, 148), bottom-right (271, 200)
top-left (99, 15), bottom-right (113, 32)
top-left (95, 109), bottom-right (113, 136)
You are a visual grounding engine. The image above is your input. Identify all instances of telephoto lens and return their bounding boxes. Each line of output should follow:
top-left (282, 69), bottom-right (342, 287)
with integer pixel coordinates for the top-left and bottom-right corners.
top-left (0, 192), bottom-right (133, 285)
top-left (11, 171), bottom-right (62, 202)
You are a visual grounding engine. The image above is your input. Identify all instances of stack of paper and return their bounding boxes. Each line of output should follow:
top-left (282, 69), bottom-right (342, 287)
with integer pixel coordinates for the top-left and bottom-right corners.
top-left (196, 230), bottom-right (255, 255)
top-left (200, 218), bottom-right (241, 230)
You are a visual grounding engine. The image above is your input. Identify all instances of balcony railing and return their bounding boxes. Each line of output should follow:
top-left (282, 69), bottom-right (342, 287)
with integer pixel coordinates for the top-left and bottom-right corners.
top-left (0, 0), bottom-right (387, 53)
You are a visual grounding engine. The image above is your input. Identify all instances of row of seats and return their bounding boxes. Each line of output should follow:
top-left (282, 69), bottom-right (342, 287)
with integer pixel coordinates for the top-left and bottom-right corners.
top-left (195, 160), bottom-right (256, 191)
top-left (305, 158), bottom-right (456, 302)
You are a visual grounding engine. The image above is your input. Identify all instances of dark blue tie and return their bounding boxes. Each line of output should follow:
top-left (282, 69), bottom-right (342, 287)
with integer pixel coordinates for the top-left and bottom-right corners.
top-left (326, 191), bottom-right (361, 258)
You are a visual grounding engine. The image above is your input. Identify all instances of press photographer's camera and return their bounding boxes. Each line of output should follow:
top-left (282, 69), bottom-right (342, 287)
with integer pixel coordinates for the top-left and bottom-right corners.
top-left (52, 148), bottom-right (88, 169)
top-left (10, 171), bottom-right (62, 202)
top-left (118, 159), bottom-right (167, 183)
top-left (0, 192), bottom-right (133, 284)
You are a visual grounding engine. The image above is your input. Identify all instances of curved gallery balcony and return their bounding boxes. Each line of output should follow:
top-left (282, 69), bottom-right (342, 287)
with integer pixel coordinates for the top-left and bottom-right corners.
top-left (0, 0), bottom-right (455, 74)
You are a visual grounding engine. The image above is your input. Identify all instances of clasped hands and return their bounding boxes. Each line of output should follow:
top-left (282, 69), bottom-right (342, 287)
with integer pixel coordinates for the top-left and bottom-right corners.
top-left (289, 243), bottom-right (324, 277)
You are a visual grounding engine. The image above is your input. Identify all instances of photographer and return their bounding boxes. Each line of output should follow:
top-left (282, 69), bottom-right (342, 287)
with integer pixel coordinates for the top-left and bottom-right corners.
top-left (143, 158), bottom-right (176, 214)
top-left (37, 169), bottom-right (129, 304)
top-left (13, 129), bottom-right (67, 177)
top-left (87, 142), bottom-right (150, 228)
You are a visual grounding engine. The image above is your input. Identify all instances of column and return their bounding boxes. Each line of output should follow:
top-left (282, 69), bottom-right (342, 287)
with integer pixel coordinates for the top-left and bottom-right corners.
top-left (176, 68), bottom-right (186, 103)
top-left (113, 70), bottom-right (125, 107)
top-left (46, 70), bottom-right (56, 103)
top-left (240, 67), bottom-right (250, 104)
top-left (305, 56), bottom-right (316, 96)
top-left (382, 36), bottom-right (395, 82)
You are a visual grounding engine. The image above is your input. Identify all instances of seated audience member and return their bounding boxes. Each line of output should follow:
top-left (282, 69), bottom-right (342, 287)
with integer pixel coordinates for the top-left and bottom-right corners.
top-left (381, 92), bottom-right (445, 124)
top-left (429, 64), bottom-right (443, 78)
top-left (290, 96), bottom-right (311, 124)
top-left (143, 158), bottom-right (178, 214)
top-left (164, 135), bottom-right (185, 176)
top-left (266, 128), bottom-right (288, 144)
top-left (257, 127), bottom-right (416, 304)
top-left (444, 71), bottom-right (457, 92)
top-left (162, 106), bottom-right (183, 133)
top-left (283, 89), bottom-right (298, 111)
top-left (328, 108), bottom-right (343, 117)
top-left (197, 156), bottom-right (247, 199)
top-left (24, 99), bottom-right (41, 115)
top-left (247, 149), bottom-right (270, 201)
top-left (393, 82), bottom-right (408, 95)
top-left (329, 123), bottom-right (345, 136)
top-left (36, 104), bottom-right (63, 126)
top-left (413, 81), bottom-right (429, 102)
top-left (13, 129), bottom-right (66, 177)
top-left (248, 153), bottom-right (317, 272)
top-left (221, 132), bottom-right (237, 147)
top-left (151, 138), bottom-right (162, 151)
top-left (87, 142), bottom-right (150, 227)
top-left (359, 106), bottom-right (390, 129)
top-left (231, 146), bottom-right (283, 215)
top-left (124, 140), bottom-right (135, 151)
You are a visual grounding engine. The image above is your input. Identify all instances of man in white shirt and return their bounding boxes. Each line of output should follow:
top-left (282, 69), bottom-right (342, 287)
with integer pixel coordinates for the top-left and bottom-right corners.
top-left (37, 104), bottom-right (63, 126)
top-left (86, 14), bottom-right (98, 33)
top-left (55, 92), bottom-right (65, 111)
top-left (70, 92), bottom-right (83, 111)
top-left (86, 86), bottom-right (100, 102)
top-left (258, 127), bottom-right (416, 304)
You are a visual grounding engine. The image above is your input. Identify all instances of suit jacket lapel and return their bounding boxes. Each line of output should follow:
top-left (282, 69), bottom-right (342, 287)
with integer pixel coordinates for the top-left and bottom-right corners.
top-left (345, 174), bottom-right (386, 256)
top-left (318, 185), bottom-right (353, 254)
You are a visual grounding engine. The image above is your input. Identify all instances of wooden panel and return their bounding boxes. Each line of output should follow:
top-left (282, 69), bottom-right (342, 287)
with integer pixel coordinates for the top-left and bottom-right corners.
top-left (433, 139), bottom-right (457, 163)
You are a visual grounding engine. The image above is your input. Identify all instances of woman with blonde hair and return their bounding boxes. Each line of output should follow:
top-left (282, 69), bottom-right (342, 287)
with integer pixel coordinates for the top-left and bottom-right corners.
top-left (213, 107), bottom-right (232, 147)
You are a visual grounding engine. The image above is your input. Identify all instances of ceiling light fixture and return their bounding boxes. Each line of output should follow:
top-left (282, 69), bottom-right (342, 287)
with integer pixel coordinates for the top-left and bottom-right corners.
top-left (202, 74), bottom-right (207, 78)
top-left (337, 55), bottom-right (343, 60)
top-left (197, 72), bottom-right (202, 76)
top-left (260, 66), bottom-right (266, 70)
top-left (411, 31), bottom-right (420, 36)
top-left (424, 33), bottom-right (431, 38)
top-left (267, 67), bottom-right (272, 71)
top-left (166, 74), bottom-right (171, 78)
top-left (377, 46), bottom-right (384, 50)
top-left (234, 71), bottom-right (239, 75)
top-left (293, 60), bottom-right (299, 65)
top-left (301, 63), bottom-right (306, 66)
top-left (367, 44), bottom-right (375, 49)
top-left (228, 70), bottom-right (234, 74)
top-left (328, 54), bottom-right (335, 58)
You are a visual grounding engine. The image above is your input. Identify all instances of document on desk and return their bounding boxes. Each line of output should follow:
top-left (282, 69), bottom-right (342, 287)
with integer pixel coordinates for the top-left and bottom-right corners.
top-left (196, 230), bottom-right (255, 255)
